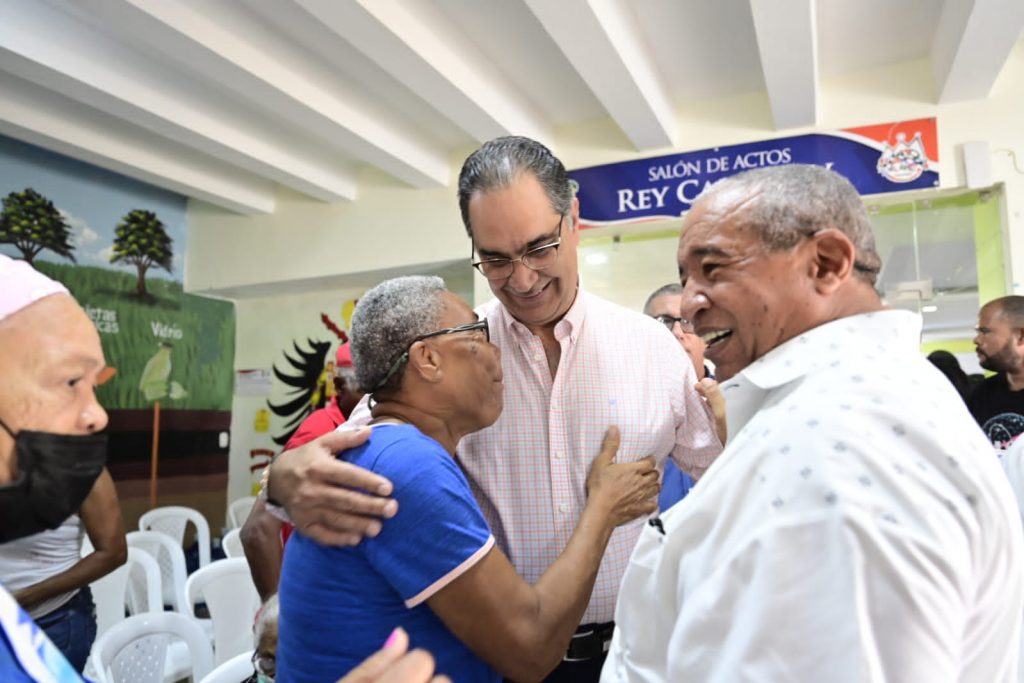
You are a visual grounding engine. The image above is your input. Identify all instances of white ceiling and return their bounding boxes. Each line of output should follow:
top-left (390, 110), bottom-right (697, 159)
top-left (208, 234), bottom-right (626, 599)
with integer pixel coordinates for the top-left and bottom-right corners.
top-left (1, 0), bottom-right (1021, 215)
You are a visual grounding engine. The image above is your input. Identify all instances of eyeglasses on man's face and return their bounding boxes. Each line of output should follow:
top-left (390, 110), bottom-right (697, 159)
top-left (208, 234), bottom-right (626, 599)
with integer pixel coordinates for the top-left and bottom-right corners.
top-left (371, 319), bottom-right (491, 392)
top-left (471, 217), bottom-right (564, 281)
top-left (652, 314), bottom-right (695, 334)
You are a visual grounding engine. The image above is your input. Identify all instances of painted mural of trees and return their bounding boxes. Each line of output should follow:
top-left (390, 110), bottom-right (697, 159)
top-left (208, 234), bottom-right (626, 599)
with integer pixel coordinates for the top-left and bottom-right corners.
top-left (110, 209), bottom-right (173, 297)
top-left (0, 188), bottom-right (75, 265)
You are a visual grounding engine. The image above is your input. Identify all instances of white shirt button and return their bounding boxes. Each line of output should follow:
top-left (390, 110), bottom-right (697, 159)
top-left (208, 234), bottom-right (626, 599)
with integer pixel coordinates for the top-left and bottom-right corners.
top-left (558, 503), bottom-right (570, 513)
top-left (554, 451), bottom-right (564, 460)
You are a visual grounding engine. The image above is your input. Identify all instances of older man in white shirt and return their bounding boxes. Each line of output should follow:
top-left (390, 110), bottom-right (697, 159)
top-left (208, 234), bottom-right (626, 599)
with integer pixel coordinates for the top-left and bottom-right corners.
top-left (602, 165), bottom-right (1024, 682)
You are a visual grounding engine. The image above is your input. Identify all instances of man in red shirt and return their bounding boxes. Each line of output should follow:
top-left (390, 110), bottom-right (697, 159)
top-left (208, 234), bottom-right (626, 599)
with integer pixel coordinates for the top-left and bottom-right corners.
top-left (284, 343), bottom-right (362, 449)
top-left (242, 343), bottom-right (364, 599)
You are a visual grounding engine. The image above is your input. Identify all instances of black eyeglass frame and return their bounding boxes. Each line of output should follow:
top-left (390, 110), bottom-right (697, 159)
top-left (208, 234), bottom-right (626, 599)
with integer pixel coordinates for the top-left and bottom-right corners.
top-left (370, 319), bottom-right (491, 393)
top-left (470, 217), bottom-right (565, 281)
top-left (651, 314), bottom-right (694, 334)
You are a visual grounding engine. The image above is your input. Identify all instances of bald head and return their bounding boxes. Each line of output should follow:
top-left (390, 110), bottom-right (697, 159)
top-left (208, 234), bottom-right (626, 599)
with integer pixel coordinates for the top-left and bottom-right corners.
top-left (0, 291), bottom-right (108, 483)
top-left (984, 296), bottom-right (1024, 326)
top-left (975, 296), bottom-right (1024, 375)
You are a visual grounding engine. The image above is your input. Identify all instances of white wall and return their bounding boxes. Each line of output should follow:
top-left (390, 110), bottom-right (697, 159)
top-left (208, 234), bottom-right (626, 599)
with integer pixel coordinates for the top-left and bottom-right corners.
top-left (186, 164), bottom-right (474, 295)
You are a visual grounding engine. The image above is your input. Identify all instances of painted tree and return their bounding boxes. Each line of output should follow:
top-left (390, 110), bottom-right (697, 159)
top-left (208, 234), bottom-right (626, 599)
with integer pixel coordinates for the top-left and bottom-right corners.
top-left (110, 209), bottom-right (173, 297)
top-left (0, 188), bottom-right (75, 265)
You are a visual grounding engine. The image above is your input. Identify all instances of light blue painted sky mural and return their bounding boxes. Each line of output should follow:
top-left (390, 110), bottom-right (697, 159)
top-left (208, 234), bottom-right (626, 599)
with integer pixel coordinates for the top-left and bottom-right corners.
top-left (0, 134), bottom-right (187, 281)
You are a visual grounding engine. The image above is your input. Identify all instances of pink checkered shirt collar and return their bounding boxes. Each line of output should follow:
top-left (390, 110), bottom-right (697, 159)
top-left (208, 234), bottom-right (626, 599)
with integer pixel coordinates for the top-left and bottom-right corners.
top-left (493, 285), bottom-right (586, 345)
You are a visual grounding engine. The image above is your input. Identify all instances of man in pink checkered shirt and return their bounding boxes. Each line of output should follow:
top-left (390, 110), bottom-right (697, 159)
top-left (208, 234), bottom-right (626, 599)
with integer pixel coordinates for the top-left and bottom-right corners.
top-left (269, 136), bottom-right (722, 682)
top-left (453, 137), bottom-right (722, 681)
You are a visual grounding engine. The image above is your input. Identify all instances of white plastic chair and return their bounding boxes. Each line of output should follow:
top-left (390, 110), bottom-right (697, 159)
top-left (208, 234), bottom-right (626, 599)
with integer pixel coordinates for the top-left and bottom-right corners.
top-left (139, 505), bottom-right (212, 569)
top-left (221, 528), bottom-right (244, 559)
top-left (185, 558), bottom-right (261, 665)
top-left (227, 496), bottom-right (257, 529)
top-left (92, 547), bottom-right (163, 637)
top-left (123, 548), bottom-right (163, 617)
top-left (90, 612), bottom-right (213, 683)
top-left (126, 531), bottom-right (189, 614)
top-left (198, 649), bottom-right (256, 683)
top-left (84, 548), bottom-right (163, 681)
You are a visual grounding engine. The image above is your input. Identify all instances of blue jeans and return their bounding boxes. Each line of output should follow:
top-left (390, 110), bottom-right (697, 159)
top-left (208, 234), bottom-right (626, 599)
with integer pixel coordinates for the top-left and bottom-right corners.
top-left (34, 587), bottom-right (97, 673)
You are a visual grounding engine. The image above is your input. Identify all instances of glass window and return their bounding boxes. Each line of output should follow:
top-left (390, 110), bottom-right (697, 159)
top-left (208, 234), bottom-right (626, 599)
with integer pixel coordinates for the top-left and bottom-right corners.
top-left (868, 186), bottom-right (1007, 370)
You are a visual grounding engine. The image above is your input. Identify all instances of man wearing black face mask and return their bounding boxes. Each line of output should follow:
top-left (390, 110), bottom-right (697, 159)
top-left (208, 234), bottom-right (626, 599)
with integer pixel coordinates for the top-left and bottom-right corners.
top-left (0, 254), bottom-right (119, 680)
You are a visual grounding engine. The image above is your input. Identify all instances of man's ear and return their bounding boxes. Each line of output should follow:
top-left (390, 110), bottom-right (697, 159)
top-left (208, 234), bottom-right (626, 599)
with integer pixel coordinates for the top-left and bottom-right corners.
top-left (408, 341), bottom-right (443, 385)
top-left (807, 228), bottom-right (857, 294)
top-left (1014, 325), bottom-right (1024, 347)
top-left (565, 197), bottom-right (581, 242)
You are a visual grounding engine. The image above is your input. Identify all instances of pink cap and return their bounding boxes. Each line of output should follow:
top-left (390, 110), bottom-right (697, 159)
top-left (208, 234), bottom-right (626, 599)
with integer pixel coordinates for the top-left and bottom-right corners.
top-left (0, 253), bottom-right (69, 322)
top-left (335, 342), bottom-right (353, 368)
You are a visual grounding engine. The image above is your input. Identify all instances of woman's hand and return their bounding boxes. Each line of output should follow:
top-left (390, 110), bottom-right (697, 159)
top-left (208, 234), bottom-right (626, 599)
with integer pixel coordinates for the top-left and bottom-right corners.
top-left (584, 426), bottom-right (660, 528)
top-left (336, 628), bottom-right (451, 683)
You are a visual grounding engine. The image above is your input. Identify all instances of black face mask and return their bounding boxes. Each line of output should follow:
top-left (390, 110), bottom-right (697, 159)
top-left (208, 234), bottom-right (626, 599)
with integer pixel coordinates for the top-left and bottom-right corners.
top-left (0, 417), bottom-right (107, 543)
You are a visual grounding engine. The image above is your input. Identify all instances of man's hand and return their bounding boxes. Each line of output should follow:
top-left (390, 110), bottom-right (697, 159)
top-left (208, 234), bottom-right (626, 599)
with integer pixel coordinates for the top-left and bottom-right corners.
top-left (337, 628), bottom-right (450, 683)
top-left (585, 426), bottom-right (660, 527)
top-left (269, 428), bottom-right (399, 546)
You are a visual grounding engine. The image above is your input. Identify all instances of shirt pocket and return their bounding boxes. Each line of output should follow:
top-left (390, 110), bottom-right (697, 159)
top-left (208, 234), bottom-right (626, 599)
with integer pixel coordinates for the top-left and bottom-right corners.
top-left (568, 372), bottom-right (676, 465)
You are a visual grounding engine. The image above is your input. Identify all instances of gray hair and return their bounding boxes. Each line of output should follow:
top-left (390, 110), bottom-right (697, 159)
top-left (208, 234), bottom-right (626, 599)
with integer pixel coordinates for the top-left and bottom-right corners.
top-left (350, 276), bottom-right (448, 394)
top-left (698, 165), bottom-right (882, 285)
top-left (643, 283), bottom-right (683, 315)
top-left (458, 136), bottom-right (574, 237)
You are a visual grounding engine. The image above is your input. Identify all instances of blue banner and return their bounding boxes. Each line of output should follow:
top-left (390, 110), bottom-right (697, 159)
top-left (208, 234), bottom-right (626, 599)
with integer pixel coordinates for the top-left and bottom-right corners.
top-left (569, 118), bottom-right (939, 226)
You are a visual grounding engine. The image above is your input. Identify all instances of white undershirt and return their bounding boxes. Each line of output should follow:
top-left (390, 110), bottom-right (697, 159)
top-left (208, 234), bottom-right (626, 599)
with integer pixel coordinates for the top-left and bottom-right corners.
top-left (0, 516), bottom-right (84, 619)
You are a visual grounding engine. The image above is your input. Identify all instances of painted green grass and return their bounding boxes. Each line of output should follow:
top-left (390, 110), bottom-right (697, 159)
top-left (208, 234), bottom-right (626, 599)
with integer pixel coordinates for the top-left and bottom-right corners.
top-left (33, 261), bottom-right (235, 410)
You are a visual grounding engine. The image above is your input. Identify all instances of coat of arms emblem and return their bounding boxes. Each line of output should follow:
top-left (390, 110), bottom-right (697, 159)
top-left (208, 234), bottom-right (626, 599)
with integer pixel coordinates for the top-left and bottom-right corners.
top-left (876, 132), bottom-right (929, 183)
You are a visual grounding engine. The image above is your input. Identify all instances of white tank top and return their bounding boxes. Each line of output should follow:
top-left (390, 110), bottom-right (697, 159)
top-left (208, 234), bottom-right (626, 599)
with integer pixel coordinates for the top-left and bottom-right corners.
top-left (0, 515), bottom-right (84, 618)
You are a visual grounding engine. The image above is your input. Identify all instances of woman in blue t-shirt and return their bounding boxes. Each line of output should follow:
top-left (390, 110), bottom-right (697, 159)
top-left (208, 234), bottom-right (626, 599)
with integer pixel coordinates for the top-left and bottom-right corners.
top-left (277, 276), bottom-right (659, 683)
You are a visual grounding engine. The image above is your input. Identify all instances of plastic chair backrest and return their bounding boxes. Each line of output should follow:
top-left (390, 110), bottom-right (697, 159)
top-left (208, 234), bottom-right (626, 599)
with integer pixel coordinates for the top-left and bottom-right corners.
top-left (185, 558), bottom-right (261, 665)
top-left (124, 547), bottom-right (163, 616)
top-left (90, 547), bottom-right (162, 640)
top-left (88, 549), bottom-right (130, 640)
top-left (221, 528), bottom-right (244, 559)
top-left (90, 611), bottom-right (213, 683)
top-left (126, 530), bottom-right (188, 613)
top-left (197, 649), bottom-right (256, 683)
top-left (139, 505), bottom-right (212, 569)
top-left (227, 496), bottom-right (257, 529)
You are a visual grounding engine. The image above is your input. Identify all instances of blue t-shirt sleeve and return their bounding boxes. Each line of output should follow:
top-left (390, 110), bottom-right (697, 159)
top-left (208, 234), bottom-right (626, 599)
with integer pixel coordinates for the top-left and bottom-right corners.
top-left (362, 429), bottom-right (493, 607)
